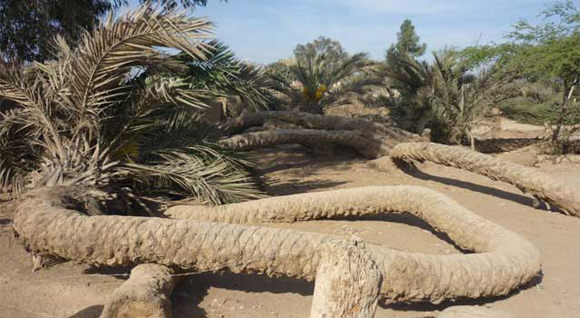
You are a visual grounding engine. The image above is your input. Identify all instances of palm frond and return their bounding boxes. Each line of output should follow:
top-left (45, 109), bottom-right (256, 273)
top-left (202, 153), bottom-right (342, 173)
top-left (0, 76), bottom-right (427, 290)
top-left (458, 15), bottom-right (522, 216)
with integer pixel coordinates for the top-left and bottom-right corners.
top-left (121, 145), bottom-right (264, 205)
top-left (180, 41), bottom-right (273, 115)
top-left (269, 46), bottom-right (372, 113)
top-left (0, 108), bottom-right (37, 197)
top-left (0, 4), bottom-right (265, 206)
top-left (66, 5), bottom-right (213, 131)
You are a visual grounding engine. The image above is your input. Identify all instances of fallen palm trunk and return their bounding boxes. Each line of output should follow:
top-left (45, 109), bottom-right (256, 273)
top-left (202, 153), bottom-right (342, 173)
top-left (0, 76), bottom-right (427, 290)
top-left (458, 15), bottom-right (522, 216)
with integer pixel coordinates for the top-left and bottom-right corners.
top-left (468, 137), bottom-right (542, 154)
top-left (382, 142), bottom-right (580, 217)
top-left (166, 185), bottom-right (540, 304)
top-left (222, 111), bottom-right (394, 134)
top-left (15, 188), bottom-right (385, 317)
top-left (218, 129), bottom-right (385, 158)
top-left (101, 264), bottom-right (176, 318)
top-left (15, 186), bottom-right (540, 308)
top-left (221, 111), bottom-right (425, 151)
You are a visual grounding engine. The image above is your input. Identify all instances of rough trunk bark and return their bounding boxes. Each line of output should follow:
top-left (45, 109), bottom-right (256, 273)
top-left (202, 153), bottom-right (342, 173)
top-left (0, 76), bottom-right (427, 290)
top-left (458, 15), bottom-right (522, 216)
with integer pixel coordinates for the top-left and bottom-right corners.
top-left (101, 264), bottom-right (177, 318)
top-left (382, 142), bottom-right (580, 217)
top-left (310, 240), bottom-right (382, 318)
top-left (14, 186), bottom-right (540, 308)
top-left (220, 111), bottom-right (425, 151)
top-left (218, 129), bottom-right (385, 159)
top-left (166, 185), bottom-right (541, 304)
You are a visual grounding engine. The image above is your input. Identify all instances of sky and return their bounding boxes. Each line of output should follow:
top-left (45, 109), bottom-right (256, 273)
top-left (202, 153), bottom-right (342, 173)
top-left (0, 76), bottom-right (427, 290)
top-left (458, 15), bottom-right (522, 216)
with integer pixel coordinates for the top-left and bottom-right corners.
top-left (130, 0), bottom-right (558, 64)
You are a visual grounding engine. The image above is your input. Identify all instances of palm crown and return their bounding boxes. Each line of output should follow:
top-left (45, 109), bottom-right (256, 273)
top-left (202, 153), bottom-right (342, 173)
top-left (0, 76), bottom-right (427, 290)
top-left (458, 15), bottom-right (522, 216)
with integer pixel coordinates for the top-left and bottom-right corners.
top-left (0, 5), bottom-right (263, 207)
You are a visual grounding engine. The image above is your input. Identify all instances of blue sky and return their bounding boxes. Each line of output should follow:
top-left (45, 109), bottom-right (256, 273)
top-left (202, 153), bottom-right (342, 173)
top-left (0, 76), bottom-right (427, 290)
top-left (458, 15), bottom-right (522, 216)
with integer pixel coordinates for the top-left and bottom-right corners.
top-left (130, 0), bottom-right (556, 64)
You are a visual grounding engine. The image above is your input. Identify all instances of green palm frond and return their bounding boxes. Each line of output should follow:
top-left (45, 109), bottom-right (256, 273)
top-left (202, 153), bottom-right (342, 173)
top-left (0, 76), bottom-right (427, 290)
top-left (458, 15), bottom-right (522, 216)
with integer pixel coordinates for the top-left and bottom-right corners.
top-left (180, 41), bottom-right (273, 115)
top-left (269, 47), bottom-right (372, 113)
top-left (122, 144), bottom-right (263, 205)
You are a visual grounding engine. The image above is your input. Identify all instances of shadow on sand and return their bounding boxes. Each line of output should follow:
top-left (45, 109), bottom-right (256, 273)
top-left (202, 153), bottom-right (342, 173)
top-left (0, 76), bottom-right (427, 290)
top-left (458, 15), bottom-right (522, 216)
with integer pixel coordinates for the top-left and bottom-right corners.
top-left (396, 161), bottom-right (561, 213)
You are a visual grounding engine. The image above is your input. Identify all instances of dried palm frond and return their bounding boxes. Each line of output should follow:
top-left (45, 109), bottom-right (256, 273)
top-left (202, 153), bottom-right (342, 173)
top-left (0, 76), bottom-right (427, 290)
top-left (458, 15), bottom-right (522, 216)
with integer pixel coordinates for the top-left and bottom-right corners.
top-left (0, 4), bottom-right (264, 207)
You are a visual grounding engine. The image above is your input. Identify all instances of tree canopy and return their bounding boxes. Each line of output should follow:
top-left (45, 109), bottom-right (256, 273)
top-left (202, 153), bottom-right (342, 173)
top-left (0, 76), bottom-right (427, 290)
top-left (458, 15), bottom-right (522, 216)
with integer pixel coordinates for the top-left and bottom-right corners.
top-left (389, 19), bottom-right (426, 58)
top-left (268, 36), bottom-right (373, 114)
top-left (0, 0), bottom-right (216, 62)
top-left (462, 0), bottom-right (580, 141)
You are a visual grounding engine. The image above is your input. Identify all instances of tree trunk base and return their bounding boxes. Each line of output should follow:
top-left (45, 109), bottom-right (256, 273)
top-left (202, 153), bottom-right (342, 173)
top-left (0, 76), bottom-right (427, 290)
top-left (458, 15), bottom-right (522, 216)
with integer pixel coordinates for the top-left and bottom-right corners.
top-left (101, 264), bottom-right (177, 318)
top-left (310, 240), bottom-right (382, 318)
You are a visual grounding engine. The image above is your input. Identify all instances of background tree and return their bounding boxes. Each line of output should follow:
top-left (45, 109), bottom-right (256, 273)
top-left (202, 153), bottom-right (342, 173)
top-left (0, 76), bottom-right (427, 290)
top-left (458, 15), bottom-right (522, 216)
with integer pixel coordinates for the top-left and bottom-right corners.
top-left (0, 0), bottom-right (216, 62)
top-left (429, 50), bottom-right (517, 144)
top-left (0, 0), bottom-right (116, 62)
top-left (462, 0), bottom-right (580, 143)
top-left (389, 19), bottom-right (426, 58)
top-left (380, 19), bottom-right (430, 131)
top-left (268, 36), bottom-right (374, 114)
top-left (380, 47), bottom-right (516, 144)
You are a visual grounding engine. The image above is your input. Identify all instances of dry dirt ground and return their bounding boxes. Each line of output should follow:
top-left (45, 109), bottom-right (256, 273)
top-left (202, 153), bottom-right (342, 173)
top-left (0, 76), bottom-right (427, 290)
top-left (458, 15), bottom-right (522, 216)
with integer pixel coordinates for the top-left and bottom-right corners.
top-left (2, 128), bottom-right (580, 318)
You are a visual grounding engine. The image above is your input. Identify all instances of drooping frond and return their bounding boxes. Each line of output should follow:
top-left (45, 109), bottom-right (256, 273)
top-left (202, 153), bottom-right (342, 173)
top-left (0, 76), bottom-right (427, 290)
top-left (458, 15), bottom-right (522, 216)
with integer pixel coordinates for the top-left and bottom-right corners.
top-left (121, 145), bottom-right (264, 205)
top-left (65, 5), bottom-right (213, 131)
top-left (0, 61), bottom-right (45, 110)
top-left (180, 41), bottom-right (273, 114)
top-left (0, 108), bottom-right (36, 197)
top-left (0, 4), bottom-right (265, 206)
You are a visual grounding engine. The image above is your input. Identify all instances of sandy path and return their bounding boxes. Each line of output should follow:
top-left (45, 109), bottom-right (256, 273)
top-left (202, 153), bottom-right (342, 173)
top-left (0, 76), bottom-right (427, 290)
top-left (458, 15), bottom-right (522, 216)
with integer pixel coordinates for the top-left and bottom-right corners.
top-left (1, 146), bottom-right (579, 318)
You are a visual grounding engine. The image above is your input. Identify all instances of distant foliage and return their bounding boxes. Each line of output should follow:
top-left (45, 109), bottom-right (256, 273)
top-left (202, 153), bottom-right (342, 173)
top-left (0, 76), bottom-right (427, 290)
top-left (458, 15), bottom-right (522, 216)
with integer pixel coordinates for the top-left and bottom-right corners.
top-left (0, 0), bottom-right (219, 62)
top-left (389, 19), bottom-right (427, 58)
top-left (0, 0), bottom-right (114, 62)
top-left (380, 45), bottom-right (516, 143)
top-left (461, 0), bottom-right (580, 141)
top-left (268, 36), bottom-right (377, 114)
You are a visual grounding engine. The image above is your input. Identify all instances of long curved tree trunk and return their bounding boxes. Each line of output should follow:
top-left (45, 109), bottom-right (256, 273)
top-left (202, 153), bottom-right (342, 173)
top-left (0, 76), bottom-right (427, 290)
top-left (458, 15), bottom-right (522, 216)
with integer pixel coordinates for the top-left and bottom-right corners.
top-left (381, 142), bottom-right (580, 217)
top-left (15, 186), bottom-right (539, 308)
top-left (219, 129), bottom-right (386, 159)
top-left (165, 185), bottom-right (540, 304)
top-left (220, 111), bottom-right (425, 151)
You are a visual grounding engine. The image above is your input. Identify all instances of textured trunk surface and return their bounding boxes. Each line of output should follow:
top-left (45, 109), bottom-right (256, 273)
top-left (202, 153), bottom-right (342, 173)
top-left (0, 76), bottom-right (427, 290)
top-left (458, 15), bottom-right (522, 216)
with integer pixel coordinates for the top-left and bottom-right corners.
top-left (469, 137), bottom-right (542, 154)
top-left (166, 185), bottom-right (541, 304)
top-left (310, 240), bottom-right (382, 318)
top-left (221, 111), bottom-right (425, 153)
top-left (219, 129), bottom-right (385, 159)
top-left (101, 264), bottom-right (176, 318)
top-left (384, 142), bottom-right (580, 217)
top-left (14, 186), bottom-right (541, 306)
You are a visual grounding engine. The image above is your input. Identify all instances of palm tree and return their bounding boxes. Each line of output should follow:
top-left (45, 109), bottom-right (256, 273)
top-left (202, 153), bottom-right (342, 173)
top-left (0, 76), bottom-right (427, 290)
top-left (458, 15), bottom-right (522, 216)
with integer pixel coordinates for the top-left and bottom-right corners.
top-left (178, 41), bottom-right (274, 118)
top-left (380, 48), bottom-right (515, 144)
top-left (429, 50), bottom-right (518, 144)
top-left (377, 47), bottom-right (434, 132)
top-left (0, 5), bottom-right (263, 208)
top-left (268, 37), bottom-right (376, 114)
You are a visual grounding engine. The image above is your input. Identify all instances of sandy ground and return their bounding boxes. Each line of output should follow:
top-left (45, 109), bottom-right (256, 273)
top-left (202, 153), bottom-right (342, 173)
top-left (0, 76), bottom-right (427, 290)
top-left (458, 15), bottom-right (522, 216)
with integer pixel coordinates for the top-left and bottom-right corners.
top-left (1, 125), bottom-right (580, 317)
